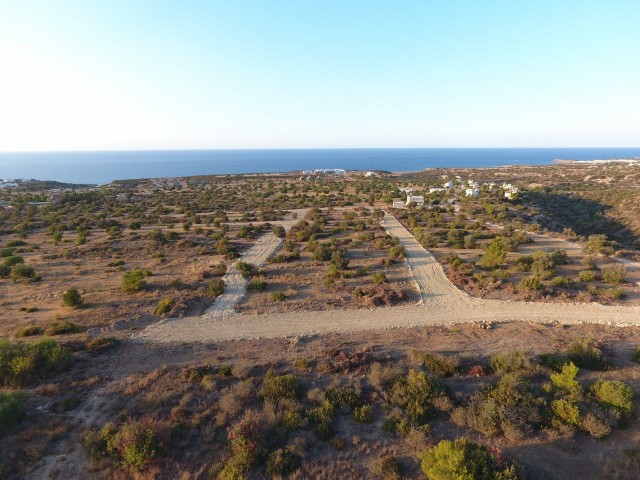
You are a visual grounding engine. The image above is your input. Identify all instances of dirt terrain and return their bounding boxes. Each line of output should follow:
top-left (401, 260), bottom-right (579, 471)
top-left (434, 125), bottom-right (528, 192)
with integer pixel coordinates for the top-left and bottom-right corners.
top-left (137, 212), bottom-right (640, 344)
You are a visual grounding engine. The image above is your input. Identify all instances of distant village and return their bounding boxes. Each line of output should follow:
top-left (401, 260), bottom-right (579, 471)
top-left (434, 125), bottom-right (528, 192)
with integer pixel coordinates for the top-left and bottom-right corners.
top-left (392, 177), bottom-right (519, 209)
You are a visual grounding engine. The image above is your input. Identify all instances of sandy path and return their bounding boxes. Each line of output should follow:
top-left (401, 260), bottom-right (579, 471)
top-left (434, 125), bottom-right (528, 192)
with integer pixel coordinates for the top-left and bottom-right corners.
top-left (380, 211), bottom-right (470, 307)
top-left (202, 209), bottom-right (308, 317)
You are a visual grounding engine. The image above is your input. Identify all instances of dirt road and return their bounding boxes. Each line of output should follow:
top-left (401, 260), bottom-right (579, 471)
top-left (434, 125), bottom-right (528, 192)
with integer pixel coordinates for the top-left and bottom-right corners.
top-left (202, 209), bottom-right (308, 317)
top-left (380, 212), bottom-right (470, 307)
top-left (137, 211), bottom-right (640, 344)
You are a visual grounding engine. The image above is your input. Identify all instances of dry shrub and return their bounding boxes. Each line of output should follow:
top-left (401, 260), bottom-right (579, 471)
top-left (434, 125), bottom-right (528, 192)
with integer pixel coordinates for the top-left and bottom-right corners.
top-left (320, 347), bottom-right (375, 374)
top-left (357, 285), bottom-right (406, 306)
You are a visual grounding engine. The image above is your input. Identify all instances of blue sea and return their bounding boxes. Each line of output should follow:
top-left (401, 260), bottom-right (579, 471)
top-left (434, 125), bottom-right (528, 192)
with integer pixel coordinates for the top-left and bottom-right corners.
top-left (1, 148), bottom-right (640, 185)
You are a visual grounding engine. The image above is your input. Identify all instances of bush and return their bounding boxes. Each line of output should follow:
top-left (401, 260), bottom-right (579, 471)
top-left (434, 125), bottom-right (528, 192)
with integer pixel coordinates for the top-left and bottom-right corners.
top-left (86, 337), bottom-right (118, 353)
top-left (410, 351), bottom-right (459, 377)
top-left (567, 338), bottom-right (609, 370)
top-left (265, 448), bottom-right (301, 478)
top-left (3, 255), bottom-right (24, 268)
top-left (11, 264), bottom-right (36, 280)
top-left (0, 390), bottom-right (28, 433)
top-left (550, 276), bottom-right (573, 288)
top-left (247, 279), bottom-right (267, 292)
top-left (207, 278), bottom-right (226, 298)
top-left (62, 288), bottom-right (83, 308)
top-left (387, 369), bottom-right (449, 427)
top-left (271, 292), bottom-right (286, 302)
top-left (121, 269), bottom-right (149, 293)
top-left (419, 437), bottom-right (520, 480)
top-left (236, 261), bottom-right (257, 278)
top-left (481, 238), bottom-right (506, 269)
top-left (14, 325), bottom-right (43, 338)
top-left (101, 418), bottom-right (169, 472)
top-left (387, 245), bottom-right (406, 260)
top-left (552, 399), bottom-right (581, 426)
top-left (590, 380), bottom-right (634, 418)
top-left (370, 456), bottom-right (403, 480)
top-left (633, 347), bottom-right (640, 363)
top-left (578, 269), bottom-right (597, 282)
top-left (308, 399), bottom-right (336, 439)
top-left (371, 272), bottom-right (387, 284)
top-left (601, 264), bottom-right (626, 284)
top-left (154, 298), bottom-right (175, 315)
top-left (0, 338), bottom-right (70, 387)
top-left (272, 225), bottom-right (286, 238)
top-left (550, 362), bottom-right (582, 397)
top-left (260, 369), bottom-right (302, 404)
top-left (44, 320), bottom-right (83, 335)
top-left (584, 234), bottom-right (615, 256)
top-left (518, 276), bottom-right (542, 292)
top-left (490, 350), bottom-right (535, 375)
top-left (353, 404), bottom-right (373, 423)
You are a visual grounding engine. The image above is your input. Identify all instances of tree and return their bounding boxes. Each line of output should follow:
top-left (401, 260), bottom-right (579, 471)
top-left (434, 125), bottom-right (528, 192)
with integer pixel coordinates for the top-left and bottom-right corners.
top-left (481, 238), bottom-right (506, 269)
top-left (419, 438), bottom-right (497, 480)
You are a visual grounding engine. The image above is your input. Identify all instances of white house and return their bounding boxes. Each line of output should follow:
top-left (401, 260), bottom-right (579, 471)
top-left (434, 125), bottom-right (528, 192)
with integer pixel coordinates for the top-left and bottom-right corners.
top-left (402, 187), bottom-right (413, 194)
top-left (465, 188), bottom-right (480, 197)
top-left (364, 171), bottom-right (376, 177)
top-left (443, 181), bottom-right (454, 189)
top-left (406, 195), bottom-right (425, 206)
top-left (392, 200), bottom-right (406, 208)
top-left (504, 187), bottom-right (519, 199)
top-left (429, 187), bottom-right (445, 194)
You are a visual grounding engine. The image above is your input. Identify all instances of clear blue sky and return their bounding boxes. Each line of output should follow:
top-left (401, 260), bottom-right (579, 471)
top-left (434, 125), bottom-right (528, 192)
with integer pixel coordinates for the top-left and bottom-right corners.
top-left (0, 1), bottom-right (639, 151)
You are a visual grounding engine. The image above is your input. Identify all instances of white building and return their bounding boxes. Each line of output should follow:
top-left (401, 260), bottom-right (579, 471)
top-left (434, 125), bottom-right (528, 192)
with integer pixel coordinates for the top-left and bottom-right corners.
top-left (443, 181), bottom-right (454, 189)
top-left (465, 188), bottom-right (480, 197)
top-left (406, 195), bottom-right (425, 206)
top-left (364, 171), bottom-right (376, 177)
top-left (429, 187), bottom-right (445, 194)
top-left (392, 200), bottom-right (406, 209)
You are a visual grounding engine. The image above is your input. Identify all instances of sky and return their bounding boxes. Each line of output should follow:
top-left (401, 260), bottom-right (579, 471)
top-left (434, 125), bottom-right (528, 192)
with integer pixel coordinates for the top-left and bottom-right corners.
top-left (0, 1), bottom-right (639, 151)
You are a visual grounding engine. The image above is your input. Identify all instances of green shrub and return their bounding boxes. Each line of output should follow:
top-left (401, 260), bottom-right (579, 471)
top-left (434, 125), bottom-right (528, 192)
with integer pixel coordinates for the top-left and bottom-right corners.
top-left (459, 375), bottom-right (542, 438)
top-left (102, 418), bottom-right (169, 472)
top-left (271, 292), bottom-right (286, 302)
top-left (265, 448), bottom-right (301, 478)
top-left (14, 325), bottom-right (43, 338)
top-left (566, 338), bottom-right (609, 370)
top-left (260, 369), bottom-right (302, 404)
top-left (633, 347), bottom-right (640, 363)
top-left (387, 245), bottom-right (406, 260)
top-left (552, 399), bottom-right (581, 426)
top-left (272, 225), bottom-right (286, 238)
top-left (154, 298), bottom-right (175, 315)
top-left (11, 264), bottom-right (36, 280)
top-left (584, 234), bottom-right (615, 256)
top-left (518, 276), bottom-right (542, 292)
top-left (207, 278), bottom-right (226, 298)
top-left (308, 399), bottom-right (336, 439)
top-left (236, 261), bottom-right (257, 278)
top-left (419, 437), bottom-right (520, 480)
top-left (86, 337), bottom-right (119, 353)
top-left (481, 238), bottom-right (506, 269)
top-left (353, 404), bottom-right (373, 423)
top-left (247, 279), bottom-right (267, 292)
top-left (371, 272), bottom-right (387, 284)
top-left (3, 255), bottom-right (24, 267)
top-left (121, 269), bottom-right (149, 293)
top-left (601, 264), bottom-right (626, 284)
top-left (410, 351), bottom-right (459, 377)
top-left (578, 269), bottom-right (597, 282)
top-left (387, 369), bottom-right (449, 427)
top-left (590, 379), bottom-right (634, 418)
top-left (550, 362), bottom-right (582, 397)
top-left (0, 338), bottom-right (70, 386)
top-left (44, 320), bottom-right (83, 335)
top-left (550, 276), bottom-right (573, 288)
top-left (0, 390), bottom-right (28, 433)
top-left (62, 288), bottom-right (83, 308)
top-left (489, 350), bottom-right (535, 375)
top-left (0, 265), bottom-right (10, 278)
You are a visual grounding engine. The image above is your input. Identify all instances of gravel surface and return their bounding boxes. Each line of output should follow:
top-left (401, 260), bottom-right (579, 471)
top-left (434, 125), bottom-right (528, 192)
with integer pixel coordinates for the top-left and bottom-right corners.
top-left (137, 211), bottom-right (640, 344)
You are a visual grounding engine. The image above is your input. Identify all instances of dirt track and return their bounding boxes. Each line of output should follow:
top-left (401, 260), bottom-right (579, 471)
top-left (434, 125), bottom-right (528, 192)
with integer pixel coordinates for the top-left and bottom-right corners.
top-left (202, 209), bottom-right (308, 317)
top-left (137, 211), bottom-right (640, 344)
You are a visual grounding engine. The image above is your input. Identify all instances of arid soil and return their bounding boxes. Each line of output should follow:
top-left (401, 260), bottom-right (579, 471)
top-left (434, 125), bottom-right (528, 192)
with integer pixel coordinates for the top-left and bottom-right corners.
top-left (137, 212), bottom-right (640, 344)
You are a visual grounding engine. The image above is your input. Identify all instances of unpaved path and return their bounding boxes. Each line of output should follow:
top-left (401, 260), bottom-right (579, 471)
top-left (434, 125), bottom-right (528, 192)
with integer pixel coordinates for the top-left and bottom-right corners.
top-left (380, 211), bottom-right (470, 307)
top-left (202, 209), bottom-right (308, 317)
top-left (137, 211), bottom-right (640, 344)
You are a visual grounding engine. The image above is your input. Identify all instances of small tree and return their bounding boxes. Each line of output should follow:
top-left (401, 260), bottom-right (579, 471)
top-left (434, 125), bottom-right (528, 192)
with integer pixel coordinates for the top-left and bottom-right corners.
top-left (121, 270), bottom-right (149, 293)
top-left (62, 288), bottom-right (83, 308)
top-left (481, 238), bottom-right (506, 269)
top-left (419, 438), bottom-right (498, 480)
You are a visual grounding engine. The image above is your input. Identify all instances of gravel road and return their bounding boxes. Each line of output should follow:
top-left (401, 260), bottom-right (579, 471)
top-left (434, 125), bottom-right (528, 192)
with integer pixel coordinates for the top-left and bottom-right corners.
top-left (137, 211), bottom-right (640, 344)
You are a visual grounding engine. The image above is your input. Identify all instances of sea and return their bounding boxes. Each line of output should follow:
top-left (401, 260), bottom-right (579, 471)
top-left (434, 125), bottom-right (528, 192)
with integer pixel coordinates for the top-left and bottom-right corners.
top-left (1, 148), bottom-right (640, 185)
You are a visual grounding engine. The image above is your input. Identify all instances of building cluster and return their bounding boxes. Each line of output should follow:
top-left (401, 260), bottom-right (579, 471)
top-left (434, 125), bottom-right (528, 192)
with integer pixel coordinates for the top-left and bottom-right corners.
top-left (301, 168), bottom-right (346, 176)
top-left (392, 178), bottom-right (520, 209)
top-left (0, 179), bottom-right (19, 188)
